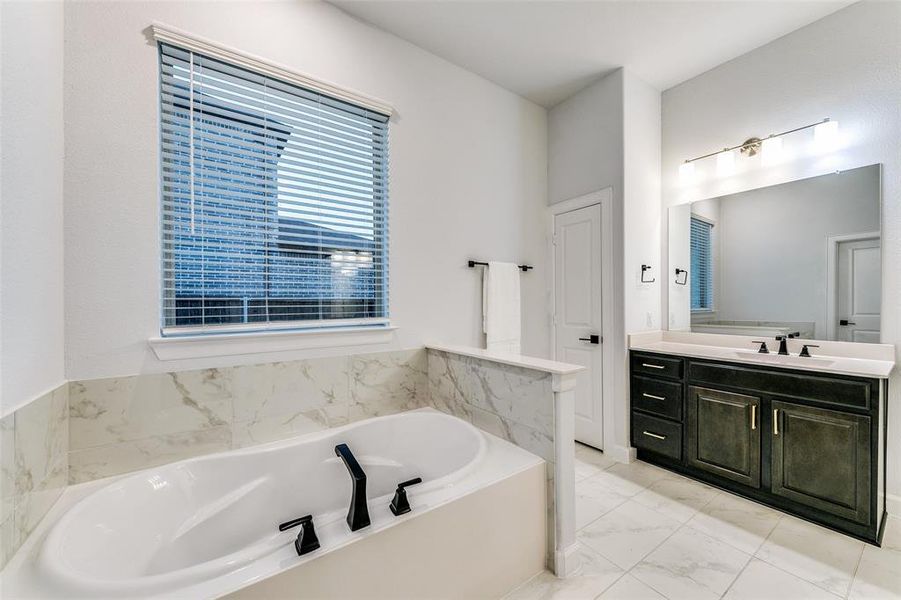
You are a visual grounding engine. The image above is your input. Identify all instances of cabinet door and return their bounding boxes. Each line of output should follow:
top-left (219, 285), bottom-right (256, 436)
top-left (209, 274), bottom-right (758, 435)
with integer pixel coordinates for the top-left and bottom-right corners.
top-left (687, 386), bottom-right (761, 488)
top-left (771, 401), bottom-right (870, 524)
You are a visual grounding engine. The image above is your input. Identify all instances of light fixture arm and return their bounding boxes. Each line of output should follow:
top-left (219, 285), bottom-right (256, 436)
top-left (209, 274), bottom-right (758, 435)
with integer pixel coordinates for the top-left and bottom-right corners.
top-left (682, 118), bottom-right (831, 165)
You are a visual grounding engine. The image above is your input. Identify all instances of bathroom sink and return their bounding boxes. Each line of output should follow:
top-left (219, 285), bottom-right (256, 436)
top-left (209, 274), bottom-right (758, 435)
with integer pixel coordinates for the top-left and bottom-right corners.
top-left (728, 350), bottom-right (836, 369)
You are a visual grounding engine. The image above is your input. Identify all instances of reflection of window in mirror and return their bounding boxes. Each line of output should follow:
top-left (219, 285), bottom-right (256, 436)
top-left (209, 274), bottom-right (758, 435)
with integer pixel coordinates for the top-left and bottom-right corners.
top-left (690, 216), bottom-right (714, 312)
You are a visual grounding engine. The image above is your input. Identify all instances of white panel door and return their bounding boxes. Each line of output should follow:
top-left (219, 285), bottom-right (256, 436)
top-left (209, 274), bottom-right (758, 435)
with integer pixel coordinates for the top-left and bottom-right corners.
top-left (554, 204), bottom-right (603, 448)
top-left (837, 237), bottom-right (881, 343)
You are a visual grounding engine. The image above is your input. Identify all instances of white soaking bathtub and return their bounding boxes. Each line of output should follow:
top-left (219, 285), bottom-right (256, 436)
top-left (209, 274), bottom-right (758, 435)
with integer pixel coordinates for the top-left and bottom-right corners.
top-left (2, 409), bottom-right (547, 599)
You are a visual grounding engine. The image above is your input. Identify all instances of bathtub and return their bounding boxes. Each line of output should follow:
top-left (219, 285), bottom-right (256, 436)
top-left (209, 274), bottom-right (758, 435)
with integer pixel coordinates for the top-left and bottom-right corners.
top-left (3, 409), bottom-right (546, 599)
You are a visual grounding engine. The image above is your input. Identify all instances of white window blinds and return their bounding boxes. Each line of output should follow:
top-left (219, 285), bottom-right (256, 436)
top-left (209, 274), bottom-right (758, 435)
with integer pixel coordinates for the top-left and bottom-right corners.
top-left (159, 43), bottom-right (390, 335)
top-left (690, 216), bottom-right (713, 311)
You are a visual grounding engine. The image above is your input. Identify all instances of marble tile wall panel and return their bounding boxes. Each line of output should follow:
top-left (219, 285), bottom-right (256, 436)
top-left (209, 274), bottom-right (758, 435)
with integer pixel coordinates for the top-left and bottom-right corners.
top-left (0, 383), bottom-right (68, 570)
top-left (426, 349), bottom-right (554, 461)
top-left (67, 349), bottom-right (428, 484)
top-left (349, 349), bottom-right (428, 420)
top-left (426, 348), bottom-right (558, 568)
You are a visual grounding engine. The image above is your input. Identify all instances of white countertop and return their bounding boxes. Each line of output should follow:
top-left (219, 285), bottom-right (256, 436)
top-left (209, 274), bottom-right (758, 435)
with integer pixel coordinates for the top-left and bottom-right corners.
top-left (629, 331), bottom-right (895, 379)
top-left (426, 343), bottom-right (585, 376)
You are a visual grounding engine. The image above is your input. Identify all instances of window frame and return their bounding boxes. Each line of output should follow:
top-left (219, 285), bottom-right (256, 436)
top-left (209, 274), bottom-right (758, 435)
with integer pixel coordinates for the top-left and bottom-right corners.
top-left (155, 31), bottom-right (392, 340)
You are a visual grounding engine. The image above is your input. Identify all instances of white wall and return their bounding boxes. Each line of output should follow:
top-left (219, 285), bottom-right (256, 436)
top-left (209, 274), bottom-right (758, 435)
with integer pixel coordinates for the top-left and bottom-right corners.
top-left (662, 1), bottom-right (901, 504)
top-left (547, 69), bottom-right (661, 458)
top-left (548, 72), bottom-right (623, 207)
top-left (622, 71), bottom-right (662, 335)
top-left (63, 1), bottom-right (548, 380)
top-left (0, 1), bottom-right (66, 415)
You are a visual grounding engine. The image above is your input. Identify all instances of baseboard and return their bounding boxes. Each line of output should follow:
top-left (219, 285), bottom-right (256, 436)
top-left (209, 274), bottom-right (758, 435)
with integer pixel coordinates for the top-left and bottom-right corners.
top-left (604, 444), bottom-right (637, 464)
top-left (554, 542), bottom-right (582, 578)
top-left (887, 493), bottom-right (901, 517)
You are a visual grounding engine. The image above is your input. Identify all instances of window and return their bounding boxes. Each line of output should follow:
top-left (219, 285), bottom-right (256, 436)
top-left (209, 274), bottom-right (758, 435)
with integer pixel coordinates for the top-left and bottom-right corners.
top-left (690, 216), bottom-right (713, 311)
top-left (159, 43), bottom-right (389, 335)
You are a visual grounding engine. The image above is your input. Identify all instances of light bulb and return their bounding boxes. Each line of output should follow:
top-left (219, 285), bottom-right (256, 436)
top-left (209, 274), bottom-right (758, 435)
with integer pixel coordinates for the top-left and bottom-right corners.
top-left (761, 136), bottom-right (784, 166)
top-left (814, 120), bottom-right (839, 150)
top-left (716, 150), bottom-right (735, 176)
top-left (679, 161), bottom-right (696, 182)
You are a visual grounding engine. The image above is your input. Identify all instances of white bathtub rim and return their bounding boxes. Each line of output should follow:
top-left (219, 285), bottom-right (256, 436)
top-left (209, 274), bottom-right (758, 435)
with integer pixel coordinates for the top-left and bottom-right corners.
top-left (38, 409), bottom-right (489, 594)
top-left (1, 409), bottom-right (545, 600)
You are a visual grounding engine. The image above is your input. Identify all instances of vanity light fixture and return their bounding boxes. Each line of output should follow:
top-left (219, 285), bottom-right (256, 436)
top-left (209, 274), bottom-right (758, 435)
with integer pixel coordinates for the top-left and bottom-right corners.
top-left (678, 160), bottom-right (696, 183)
top-left (679, 118), bottom-right (837, 179)
top-left (814, 119), bottom-right (840, 149)
top-left (761, 136), bottom-right (784, 166)
top-left (716, 149), bottom-right (736, 176)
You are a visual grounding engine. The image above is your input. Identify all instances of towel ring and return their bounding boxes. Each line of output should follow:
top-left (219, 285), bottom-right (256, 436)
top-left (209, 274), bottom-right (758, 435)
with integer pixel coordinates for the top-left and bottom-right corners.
top-left (675, 268), bottom-right (688, 286)
top-left (641, 264), bottom-right (655, 283)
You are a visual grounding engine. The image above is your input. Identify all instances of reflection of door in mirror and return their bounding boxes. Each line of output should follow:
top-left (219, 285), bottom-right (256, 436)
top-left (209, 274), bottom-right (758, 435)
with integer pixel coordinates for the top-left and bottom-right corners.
top-left (836, 237), bottom-right (881, 343)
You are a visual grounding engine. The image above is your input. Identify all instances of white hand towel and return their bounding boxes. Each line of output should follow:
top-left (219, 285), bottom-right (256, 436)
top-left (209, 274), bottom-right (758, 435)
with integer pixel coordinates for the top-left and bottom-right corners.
top-left (482, 261), bottom-right (521, 354)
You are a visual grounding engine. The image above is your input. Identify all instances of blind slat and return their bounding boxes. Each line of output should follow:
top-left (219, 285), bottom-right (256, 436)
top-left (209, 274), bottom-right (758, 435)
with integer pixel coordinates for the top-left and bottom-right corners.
top-left (690, 217), bottom-right (713, 311)
top-left (160, 42), bottom-right (389, 334)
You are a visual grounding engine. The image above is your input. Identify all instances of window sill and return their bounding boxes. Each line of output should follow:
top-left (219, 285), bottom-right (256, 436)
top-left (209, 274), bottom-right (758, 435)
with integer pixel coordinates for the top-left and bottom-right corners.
top-left (148, 326), bottom-right (397, 361)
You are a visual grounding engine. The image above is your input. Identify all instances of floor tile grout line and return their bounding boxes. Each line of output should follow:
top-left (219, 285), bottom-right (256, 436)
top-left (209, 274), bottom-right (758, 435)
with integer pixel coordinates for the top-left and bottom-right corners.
top-left (843, 542), bottom-right (866, 599)
top-left (717, 553), bottom-right (754, 599)
top-left (752, 549), bottom-right (854, 599)
top-left (616, 514), bottom-right (694, 600)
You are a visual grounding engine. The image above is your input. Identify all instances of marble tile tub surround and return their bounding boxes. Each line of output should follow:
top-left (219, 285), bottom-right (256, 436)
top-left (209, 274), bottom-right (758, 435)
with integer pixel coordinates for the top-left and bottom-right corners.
top-left (68, 349), bottom-right (428, 484)
top-left (629, 330), bottom-right (896, 378)
top-left (0, 383), bottom-right (68, 570)
top-left (426, 345), bottom-right (583, 576)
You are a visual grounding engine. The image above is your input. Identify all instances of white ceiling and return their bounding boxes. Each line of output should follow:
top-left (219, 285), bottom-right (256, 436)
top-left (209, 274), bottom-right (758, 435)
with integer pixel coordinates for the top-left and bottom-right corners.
top-left (331, 0), bottom-right (855, 107)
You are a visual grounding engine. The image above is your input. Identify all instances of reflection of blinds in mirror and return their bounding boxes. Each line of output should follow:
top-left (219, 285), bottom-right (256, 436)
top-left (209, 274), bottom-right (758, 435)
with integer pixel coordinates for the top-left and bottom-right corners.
top-left (690, 217), bottom-right (713, 311)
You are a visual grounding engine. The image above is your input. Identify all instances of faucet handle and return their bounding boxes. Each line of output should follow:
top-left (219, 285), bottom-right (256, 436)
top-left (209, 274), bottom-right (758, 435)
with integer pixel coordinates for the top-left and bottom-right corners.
top-left (278, 514), bottom-right (320, 556)
top-left (751, 340), bottom-right (769, 354)
top-left (799, 344), bottom-right (820, 358)
top-left (390, 477), bottom-right (423, 516)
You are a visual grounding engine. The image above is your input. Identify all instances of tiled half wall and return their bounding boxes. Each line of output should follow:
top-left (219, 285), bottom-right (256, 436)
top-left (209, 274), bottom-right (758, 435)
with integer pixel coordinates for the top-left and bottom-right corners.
top-left (1, 384), bottom-right (69, 569)
top-left (68, 349), bottom-right (428, 483)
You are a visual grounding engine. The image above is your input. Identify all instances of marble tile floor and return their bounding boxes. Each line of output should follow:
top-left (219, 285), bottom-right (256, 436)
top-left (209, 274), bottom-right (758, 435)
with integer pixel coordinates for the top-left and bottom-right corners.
top-left (505, 443), bottom-right (900, 600)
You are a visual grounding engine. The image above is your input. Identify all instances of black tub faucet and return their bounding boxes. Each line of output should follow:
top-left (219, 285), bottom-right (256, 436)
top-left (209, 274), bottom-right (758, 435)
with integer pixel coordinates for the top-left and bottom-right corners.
top-left (775, 335), bottom-right (789, 356)
top-left (335, 443), bottom-right (370, 531)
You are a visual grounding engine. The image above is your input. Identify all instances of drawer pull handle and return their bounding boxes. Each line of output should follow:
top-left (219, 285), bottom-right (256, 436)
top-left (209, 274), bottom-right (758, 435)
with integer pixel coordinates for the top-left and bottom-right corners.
top-left (773, 409), bottom-right (779, 435)
top-left (750, 404), bottom-right (757, 430)
top-left (642, 393), bottom-right (666, 401)
top-left (642, 431), bottom-right (666, 441)
top-left (642, 363), bottom-right (665, 370)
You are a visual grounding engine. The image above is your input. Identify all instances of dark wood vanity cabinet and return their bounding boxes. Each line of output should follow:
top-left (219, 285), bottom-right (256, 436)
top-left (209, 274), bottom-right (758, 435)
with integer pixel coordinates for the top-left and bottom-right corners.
top-left (687, 386), bottom-right (761, 488)
top-left (630, 351), bottom-right (887, 545)
top-left (770, 401), bottom-right (871, 524)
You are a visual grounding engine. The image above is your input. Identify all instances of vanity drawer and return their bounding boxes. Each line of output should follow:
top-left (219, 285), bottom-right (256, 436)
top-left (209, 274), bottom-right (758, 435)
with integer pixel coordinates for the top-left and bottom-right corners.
top-left (631, 376), bottom-right (683, 421)
top-left (687, 361), bottom-right (874, 410)
top-left (631, 353), bottom-right (684, 380)
top-left (631, 411), bottom-right (682, 460)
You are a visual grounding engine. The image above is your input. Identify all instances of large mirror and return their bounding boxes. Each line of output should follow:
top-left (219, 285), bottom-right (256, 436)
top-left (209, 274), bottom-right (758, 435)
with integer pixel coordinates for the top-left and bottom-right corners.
top-left (668, 164), bottom-right (881, 343)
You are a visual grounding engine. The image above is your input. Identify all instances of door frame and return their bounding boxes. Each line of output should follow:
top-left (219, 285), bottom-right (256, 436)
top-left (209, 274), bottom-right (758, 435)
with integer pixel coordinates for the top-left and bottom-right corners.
top-left (547, 188), bottom-right (615, 451)
top-left (825, 231), bottom-right (880, 341)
